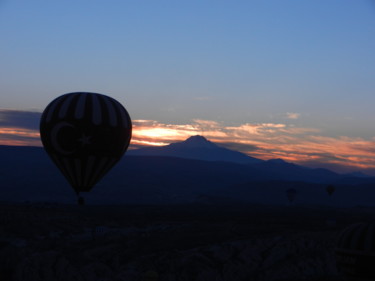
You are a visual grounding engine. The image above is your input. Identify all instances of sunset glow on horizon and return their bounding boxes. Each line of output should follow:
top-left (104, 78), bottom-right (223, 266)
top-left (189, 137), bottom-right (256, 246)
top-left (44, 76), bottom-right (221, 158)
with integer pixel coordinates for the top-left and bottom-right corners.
top-left (1, 110), bottom-right (375, 174)
top-left (1, 2), bottom-right (375, 175)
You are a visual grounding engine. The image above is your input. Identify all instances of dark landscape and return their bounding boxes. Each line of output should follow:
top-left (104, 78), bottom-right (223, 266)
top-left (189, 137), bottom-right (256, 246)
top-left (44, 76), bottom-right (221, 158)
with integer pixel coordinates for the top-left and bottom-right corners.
top-left (3, 202), bottom-right (375, 281)
top-left (2, 1), bottom-right (374, 280)
top-left (1, 137), bottom-right (375, 280)
top-left (1, 136), bottom-right (375, 206)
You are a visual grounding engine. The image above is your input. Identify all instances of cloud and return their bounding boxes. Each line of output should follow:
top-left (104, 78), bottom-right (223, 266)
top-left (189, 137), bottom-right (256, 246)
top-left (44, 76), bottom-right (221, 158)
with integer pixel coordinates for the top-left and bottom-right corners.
top-left (296, 160), bottom-right (363, 174)
top-left (218, 142), bottom-right (260, 153)
top-left (0, 109), bottom-right (41, 130)
top-left (225, 123), bottom-right (286, 136)
top-left (130, 119), bottom-right (375, 171)
top-left (192, 119), bottom-right (220, 127)
top-left (1, 109), bottom-right (375, 172)
top-left (0, 128), bottom-right (41, 146)
top-left (0, 110), bottom-right (41, 146)
top-left (286, 112), bottom-right (300, 119)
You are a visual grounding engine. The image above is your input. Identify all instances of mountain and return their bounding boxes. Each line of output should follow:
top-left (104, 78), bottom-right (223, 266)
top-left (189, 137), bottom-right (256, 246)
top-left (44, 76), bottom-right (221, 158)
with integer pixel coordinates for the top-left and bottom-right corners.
top-left (251, 158), bottom-right (341, 184)
top-left (0, 145), bottom-right (267, 204)
top-left (1, 144), bottom-right (375, 206)
top-left (128, 135), bottom-right (263, 164)
top-left (345, 171), bottom-right (372, 178)
top-left (128, 136), bottom-right (354, 183)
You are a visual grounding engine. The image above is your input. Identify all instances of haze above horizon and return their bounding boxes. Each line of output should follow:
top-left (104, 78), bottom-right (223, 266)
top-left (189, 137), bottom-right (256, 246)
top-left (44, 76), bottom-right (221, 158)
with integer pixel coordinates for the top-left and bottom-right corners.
top-left (1, 1), bottom-right (375, 174)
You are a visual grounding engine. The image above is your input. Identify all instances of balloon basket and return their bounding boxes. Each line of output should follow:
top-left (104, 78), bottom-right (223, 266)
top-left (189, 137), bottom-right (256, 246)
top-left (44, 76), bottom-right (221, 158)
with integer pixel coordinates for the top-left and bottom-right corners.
top-left (78, 196), bottom-right (85, 206)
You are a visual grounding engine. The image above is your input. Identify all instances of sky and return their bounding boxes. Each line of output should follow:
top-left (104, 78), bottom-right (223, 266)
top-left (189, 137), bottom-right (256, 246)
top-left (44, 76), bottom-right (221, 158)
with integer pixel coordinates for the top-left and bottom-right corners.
top-left (1, 0), bottom-right (375, 174)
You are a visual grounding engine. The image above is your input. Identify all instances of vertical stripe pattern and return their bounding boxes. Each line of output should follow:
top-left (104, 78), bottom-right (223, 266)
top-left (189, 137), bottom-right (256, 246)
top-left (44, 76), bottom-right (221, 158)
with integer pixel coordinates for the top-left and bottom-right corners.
top-left (75, 92), bottom-right (88, 119)
top-left (335, 222), bottom-right (375, 279)
top-left (46, 95), bottom-right (66, 122)
top-left (40, 92), bottom-right (132, 193)
top-left (91, 94), bottom-right (102, 125)
top-left (43, 92), bottom-right (131, 128)
top-left (102, 96), bottom-right (117, 127)
top-left (336, 223), bottom-right (375, 253)
top-left (59, 94), bottom-right (77, 119)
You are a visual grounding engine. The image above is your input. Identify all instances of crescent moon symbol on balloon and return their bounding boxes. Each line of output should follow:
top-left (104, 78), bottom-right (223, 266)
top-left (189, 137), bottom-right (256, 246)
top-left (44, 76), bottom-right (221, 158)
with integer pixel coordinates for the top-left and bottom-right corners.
top-left (50, 122), bottom-right (76, 155)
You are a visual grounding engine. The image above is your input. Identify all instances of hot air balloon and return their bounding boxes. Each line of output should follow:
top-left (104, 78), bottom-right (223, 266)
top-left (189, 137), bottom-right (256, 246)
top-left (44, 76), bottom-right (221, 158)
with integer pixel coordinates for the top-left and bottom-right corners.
top-left (286, 188), bottom-right (297, 203)
top-left (40, 92), bottom-right (132, 203)
top-left (335, 222), bottom-right (375, 280)
top-left (326, 185), bottom-right (335, 196)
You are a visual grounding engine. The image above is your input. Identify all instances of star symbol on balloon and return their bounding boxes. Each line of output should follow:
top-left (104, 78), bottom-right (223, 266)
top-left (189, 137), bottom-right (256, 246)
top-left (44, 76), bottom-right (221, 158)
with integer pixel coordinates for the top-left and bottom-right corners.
top-left (77, 133), bottom-right (92, 147)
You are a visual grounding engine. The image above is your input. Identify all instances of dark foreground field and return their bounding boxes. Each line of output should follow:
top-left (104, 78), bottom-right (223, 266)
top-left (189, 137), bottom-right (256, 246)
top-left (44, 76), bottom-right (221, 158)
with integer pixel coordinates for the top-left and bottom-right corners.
top-left (1, 202), bottom-right (374, 281)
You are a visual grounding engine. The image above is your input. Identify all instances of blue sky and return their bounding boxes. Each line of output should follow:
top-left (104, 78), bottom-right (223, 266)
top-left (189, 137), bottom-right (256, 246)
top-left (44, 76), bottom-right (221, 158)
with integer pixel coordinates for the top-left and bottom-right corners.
top-left (1, 0), bottom-right (375, 173)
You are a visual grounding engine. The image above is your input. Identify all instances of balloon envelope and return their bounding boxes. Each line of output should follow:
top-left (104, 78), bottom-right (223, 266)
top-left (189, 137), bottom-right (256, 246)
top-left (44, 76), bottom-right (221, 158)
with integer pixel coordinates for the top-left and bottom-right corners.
top-left (335, 222), bottom-right (375, 280)
top-left (40, 92), bottom-right (132, 193)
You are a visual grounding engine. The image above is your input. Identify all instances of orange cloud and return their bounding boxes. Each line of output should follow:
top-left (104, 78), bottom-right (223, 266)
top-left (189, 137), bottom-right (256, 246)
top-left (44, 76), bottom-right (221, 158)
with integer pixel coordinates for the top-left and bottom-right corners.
top-left (130, 119), bottom-right (375, 171)
top-left (1, 117), bottom-right (375, 172)
top-left (286, 112), bottom-right (300, 119)
top-left (0, 128), bottom-right (41, 146)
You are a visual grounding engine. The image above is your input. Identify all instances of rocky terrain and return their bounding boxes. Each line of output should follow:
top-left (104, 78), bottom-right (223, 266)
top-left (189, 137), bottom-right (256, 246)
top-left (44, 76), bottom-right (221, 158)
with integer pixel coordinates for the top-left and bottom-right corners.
top-left (1, 203), bottom-right (372, 281)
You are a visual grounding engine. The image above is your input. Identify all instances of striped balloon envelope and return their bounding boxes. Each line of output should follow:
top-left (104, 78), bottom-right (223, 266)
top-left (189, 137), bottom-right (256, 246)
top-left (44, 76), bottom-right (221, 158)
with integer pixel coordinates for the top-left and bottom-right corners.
top-left (40, 92), bottom-right (132, 195)
top-left (335, 222), bottom-right (375, 280)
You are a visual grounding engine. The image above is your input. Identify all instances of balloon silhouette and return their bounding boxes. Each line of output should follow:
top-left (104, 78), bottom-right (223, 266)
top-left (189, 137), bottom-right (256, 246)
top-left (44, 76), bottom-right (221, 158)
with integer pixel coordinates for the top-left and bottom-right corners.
top-left (326, 185), bottom-right (335, 196)
top-left (335, 222), bottom-right (375, 280)
top-left (286, 188), bottom-right (297, 203)
top-left (40, 92), bottom-right (132, 199)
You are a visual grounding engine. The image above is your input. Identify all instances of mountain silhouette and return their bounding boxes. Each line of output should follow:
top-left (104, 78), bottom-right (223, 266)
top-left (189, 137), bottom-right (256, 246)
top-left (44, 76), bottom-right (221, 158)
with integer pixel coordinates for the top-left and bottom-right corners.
top-left (1, 144), bottom-right (375, 205)
top-left (128, 136), bottom-right (361, 183)
top-left (128, 135), bottom-right (263, 164)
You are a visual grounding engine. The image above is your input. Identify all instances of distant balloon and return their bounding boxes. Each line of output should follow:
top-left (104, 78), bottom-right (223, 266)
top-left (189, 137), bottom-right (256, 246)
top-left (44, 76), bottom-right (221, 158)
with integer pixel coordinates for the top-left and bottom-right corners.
top-left (326, 185), bottom-right (335, 196)
top-left (335, 222), bottom-right (375, 280)
top-left (40, 92), bottom-right (132, 196)
top-left (286, 188), bottom-right (297, 203)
